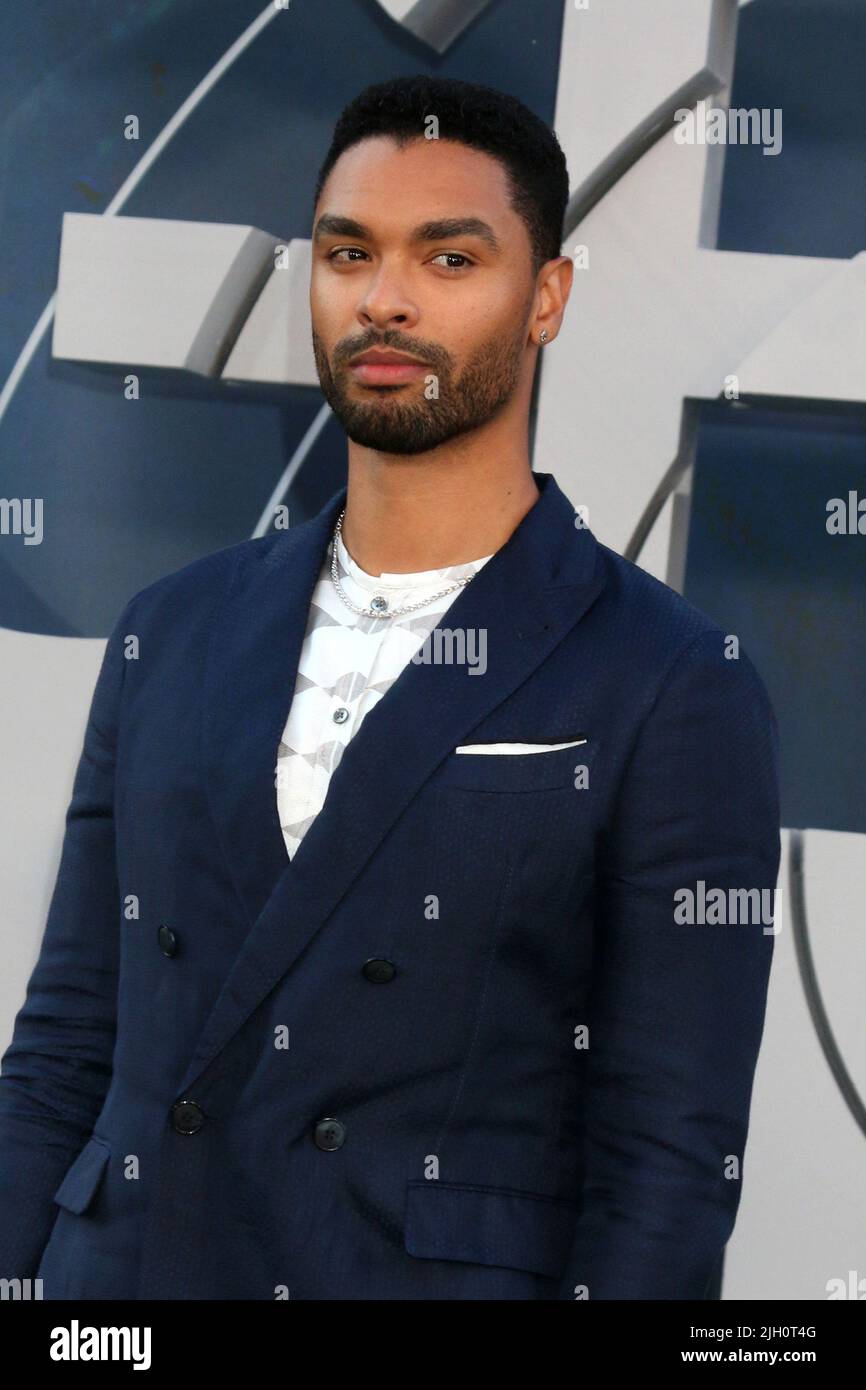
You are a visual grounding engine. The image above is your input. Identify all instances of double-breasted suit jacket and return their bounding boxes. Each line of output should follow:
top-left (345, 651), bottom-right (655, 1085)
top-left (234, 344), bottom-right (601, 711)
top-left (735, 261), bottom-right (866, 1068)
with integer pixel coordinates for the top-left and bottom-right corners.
top-left (0, 469), bottom-right (780, 1300)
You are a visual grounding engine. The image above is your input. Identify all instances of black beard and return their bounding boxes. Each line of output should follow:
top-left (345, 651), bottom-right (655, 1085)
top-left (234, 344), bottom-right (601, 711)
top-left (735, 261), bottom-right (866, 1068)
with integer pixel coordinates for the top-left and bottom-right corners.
top-left (311, 327), bottom-right (525, 455)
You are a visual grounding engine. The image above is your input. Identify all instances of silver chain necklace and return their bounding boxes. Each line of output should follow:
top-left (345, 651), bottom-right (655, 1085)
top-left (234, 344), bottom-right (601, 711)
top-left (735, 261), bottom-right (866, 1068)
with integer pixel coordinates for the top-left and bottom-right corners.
top-left (330, 508), bottom-right (476, 620)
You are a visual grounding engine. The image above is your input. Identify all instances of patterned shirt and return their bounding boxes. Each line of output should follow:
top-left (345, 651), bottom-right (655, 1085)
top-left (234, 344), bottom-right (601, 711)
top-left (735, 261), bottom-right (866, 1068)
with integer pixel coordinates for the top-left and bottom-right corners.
top-left (276, 526), bottom-right (493, 859)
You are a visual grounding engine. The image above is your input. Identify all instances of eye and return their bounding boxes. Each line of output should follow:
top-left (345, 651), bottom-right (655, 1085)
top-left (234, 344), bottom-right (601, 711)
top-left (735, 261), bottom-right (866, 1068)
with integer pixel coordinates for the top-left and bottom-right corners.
top-left (429, 252), bottom-right (473, 271)
top-left (325, 247), bottom-right (473, 271)
top-left (327, 247), bottom-right (368, 263)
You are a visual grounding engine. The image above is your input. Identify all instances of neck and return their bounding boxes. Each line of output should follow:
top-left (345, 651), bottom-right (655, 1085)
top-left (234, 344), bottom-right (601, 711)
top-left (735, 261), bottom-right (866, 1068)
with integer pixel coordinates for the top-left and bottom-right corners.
top-left (338, 454), bottom-right (541, 577)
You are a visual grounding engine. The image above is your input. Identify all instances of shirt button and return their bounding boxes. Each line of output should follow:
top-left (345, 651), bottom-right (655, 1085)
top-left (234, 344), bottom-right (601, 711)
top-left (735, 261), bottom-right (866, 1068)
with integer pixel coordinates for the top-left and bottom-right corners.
top-left (362, 958), bottom-right (396, 983)
top-left (172, 1099), bottom-right (205, 1135)
top-left (332, 706), bottom-right (350, 724)
top-left (313, 1118), bottom-right (346, 1151)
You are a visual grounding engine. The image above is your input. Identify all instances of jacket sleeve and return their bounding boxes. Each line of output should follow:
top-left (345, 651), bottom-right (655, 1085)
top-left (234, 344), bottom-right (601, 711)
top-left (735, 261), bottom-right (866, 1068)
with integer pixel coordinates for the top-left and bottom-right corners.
top-left (0, 598), bottom-right (134, 1280)
top-left (558, 627), bottom-right (781, 1300)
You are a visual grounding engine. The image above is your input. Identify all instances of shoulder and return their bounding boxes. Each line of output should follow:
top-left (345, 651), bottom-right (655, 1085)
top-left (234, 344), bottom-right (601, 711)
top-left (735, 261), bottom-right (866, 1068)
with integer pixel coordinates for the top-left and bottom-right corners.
top-left (594, 540), bottom-right (717, 647)
top-left (590, 540), bottom-right (776, 724)
top-left (112, 528), bottom-right (297, 633)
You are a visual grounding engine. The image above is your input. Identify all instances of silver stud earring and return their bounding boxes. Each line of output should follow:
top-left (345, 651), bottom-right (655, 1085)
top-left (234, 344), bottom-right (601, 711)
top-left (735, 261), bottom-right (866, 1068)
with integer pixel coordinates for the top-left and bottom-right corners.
top-left (539, 329), bottom-right (549, 344)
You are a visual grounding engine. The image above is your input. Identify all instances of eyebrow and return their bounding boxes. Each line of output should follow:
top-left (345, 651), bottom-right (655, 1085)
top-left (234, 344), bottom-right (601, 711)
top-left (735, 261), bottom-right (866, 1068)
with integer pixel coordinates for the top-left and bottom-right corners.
top-left (313, 214), bottom-right (502, 254)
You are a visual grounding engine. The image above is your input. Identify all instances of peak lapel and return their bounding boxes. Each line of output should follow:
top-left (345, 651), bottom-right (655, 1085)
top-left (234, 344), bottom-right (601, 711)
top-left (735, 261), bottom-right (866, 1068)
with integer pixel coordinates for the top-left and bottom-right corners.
top-left (201, 490), bottom-right (345, 931)
top-left (184, 471), bottom-right (606, 1096)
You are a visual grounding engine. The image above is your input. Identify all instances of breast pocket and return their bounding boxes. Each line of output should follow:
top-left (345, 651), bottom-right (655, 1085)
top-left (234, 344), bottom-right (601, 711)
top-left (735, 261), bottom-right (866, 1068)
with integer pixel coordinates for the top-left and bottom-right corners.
top-left (423, 738), bottom-right (602, 917)
top-left (432, 739), bottom-right (599, 793)
top-left (404, 1179), bottom-right (579, 1279)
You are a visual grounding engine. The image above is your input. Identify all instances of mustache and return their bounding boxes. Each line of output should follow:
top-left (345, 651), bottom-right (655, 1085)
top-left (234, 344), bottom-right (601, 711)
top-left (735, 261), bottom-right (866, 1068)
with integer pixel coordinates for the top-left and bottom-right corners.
top-left (336, 336), bottom-right (445, 367)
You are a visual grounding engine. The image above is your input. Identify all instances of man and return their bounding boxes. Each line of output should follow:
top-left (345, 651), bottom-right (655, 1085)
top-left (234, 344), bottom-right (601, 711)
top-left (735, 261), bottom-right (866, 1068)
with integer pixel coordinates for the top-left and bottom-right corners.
top-left (0, 75), bottom-right (780, 1300)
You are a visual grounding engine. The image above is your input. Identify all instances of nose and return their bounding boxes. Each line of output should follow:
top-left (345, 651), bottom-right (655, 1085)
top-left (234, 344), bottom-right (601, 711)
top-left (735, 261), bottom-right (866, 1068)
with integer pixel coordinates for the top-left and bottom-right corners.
top-left (357, 269), bottom-right (418, 335)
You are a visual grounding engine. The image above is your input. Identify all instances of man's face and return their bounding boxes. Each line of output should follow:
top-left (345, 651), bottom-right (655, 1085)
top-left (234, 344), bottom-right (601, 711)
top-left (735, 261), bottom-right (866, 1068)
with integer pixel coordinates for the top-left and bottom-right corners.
top-left (310, 135), bottom-right (539, 455)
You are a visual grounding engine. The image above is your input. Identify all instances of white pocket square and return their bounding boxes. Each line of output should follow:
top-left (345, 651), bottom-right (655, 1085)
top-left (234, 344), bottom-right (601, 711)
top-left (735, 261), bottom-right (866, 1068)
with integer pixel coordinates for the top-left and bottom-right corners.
top-left (455, 739), bottom-right (587, 755)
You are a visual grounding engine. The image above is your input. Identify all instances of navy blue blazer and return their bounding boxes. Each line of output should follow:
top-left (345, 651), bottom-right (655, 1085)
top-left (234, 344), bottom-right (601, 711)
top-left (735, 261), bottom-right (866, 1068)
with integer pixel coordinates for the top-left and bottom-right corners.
top-left (0, 469), bottom-right (780, 1300)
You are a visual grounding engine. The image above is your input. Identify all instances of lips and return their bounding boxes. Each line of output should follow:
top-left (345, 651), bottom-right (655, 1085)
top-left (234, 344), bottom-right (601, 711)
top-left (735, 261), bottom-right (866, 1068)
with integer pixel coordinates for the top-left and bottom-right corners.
top-left (348, 349), bottom-right (429, 386)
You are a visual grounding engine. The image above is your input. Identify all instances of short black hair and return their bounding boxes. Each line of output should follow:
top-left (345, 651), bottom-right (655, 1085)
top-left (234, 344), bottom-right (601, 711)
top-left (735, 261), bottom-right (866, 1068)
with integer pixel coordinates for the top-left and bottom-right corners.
top-left (313, 75), bottom-right (570, 277)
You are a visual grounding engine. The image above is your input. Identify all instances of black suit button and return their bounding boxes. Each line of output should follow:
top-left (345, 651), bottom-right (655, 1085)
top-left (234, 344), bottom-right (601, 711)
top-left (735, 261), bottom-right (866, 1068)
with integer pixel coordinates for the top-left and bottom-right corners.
top-left (313, 1118), bottom-right (345, 1151)
top-left (172, 1099), bottom-right (205, 1135)
top-left (362, 957), bottom-right (395, 983)
top-left (158, 924), bottom-right (178, 957)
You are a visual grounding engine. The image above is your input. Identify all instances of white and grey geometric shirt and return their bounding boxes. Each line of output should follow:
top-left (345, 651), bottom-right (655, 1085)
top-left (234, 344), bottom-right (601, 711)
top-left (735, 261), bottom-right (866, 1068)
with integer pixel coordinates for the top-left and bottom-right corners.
top-left (275, 526), bottom-right (493, 860)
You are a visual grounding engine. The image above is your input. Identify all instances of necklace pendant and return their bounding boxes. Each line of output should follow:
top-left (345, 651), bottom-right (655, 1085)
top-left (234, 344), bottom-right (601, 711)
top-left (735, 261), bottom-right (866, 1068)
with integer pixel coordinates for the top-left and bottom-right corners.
top-left (370, 594), bottom-right (389, 614)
